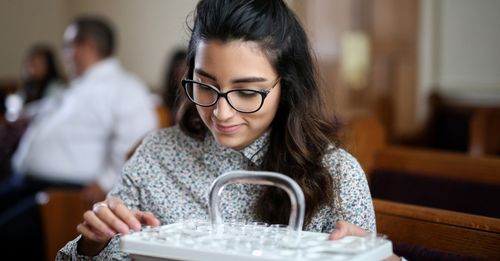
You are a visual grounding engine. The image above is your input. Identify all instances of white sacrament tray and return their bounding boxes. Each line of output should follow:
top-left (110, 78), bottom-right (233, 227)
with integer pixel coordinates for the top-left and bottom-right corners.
top-left (120, 222), bottom-right (393, 261)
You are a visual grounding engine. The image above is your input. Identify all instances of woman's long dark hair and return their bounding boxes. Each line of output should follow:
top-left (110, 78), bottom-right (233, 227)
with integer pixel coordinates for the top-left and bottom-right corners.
top-left (179, 0), bottom-right (339, 227)
top-left (162, 49), bottom-right (187, 122)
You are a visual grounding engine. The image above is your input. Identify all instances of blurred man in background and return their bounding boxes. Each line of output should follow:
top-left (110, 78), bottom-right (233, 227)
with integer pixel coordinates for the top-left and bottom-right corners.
top-left (0, 16), bottom-right (157, 259)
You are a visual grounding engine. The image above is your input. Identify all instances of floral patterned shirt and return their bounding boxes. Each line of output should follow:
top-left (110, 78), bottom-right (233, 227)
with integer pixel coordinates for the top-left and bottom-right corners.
top-left (57, 125), bottom-right (375, 260)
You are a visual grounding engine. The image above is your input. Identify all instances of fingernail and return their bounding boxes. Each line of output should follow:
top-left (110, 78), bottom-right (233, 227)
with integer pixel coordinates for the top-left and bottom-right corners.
top-left (108, 231), bottom-right (115, 237)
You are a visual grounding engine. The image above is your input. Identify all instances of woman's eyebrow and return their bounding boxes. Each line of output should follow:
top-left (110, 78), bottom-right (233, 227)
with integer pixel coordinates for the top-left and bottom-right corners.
top-left (232, 77), bottom-right (268, 84)
top-left (194, 68), bottom-right (216, 80)
top-left (194, 68), bottom-right (268, 84)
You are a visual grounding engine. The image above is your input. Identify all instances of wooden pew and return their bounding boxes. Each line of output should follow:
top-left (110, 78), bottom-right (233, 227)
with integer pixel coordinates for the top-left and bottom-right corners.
top-left (374, 199), bottom-right (500, 260)
top-left (370, 146), bottom-right (500, 217)
top-left (374, 146), bottom-right (500, 185)
top-left (342, 114), bottom-right (500, 184)
top-left (344, 116), bottom-right (500, 258)
top-left (38, 189), bottom-right (89, 261)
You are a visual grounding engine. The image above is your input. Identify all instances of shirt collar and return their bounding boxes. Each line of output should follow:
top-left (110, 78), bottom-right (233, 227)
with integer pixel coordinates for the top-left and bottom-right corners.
top-left (239, 130), bottom-right (270, 167)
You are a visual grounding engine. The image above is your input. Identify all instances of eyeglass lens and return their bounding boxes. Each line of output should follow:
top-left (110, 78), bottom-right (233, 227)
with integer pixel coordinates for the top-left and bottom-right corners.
top-left (186, 82), bottom-right (264, 113)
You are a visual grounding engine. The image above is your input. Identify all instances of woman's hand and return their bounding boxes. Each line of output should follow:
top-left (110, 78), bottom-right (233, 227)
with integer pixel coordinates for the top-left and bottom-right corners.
top-left (329, 221), bottom-right (401, 261)
top-left (76, 197), bottom-right (160, 256)
top-left (328, 220), bottom-right (368, 240)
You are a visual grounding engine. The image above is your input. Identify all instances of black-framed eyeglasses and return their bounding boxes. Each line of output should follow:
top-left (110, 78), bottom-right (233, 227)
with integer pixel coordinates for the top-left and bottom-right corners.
top-left (181, 77), bottom-right (280, 113)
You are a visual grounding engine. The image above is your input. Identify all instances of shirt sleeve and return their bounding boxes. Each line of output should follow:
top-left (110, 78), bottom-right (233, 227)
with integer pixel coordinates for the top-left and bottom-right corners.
top-left (55, 235), bottom-right (128, 261)
top-left (326, 148), bottom-right (376, 232)
top-left (55, 132), bottom-right (158, 260)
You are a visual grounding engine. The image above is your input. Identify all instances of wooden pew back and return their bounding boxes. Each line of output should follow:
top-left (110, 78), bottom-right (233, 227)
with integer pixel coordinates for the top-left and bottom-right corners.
top-left (374, 146), bottom-right (500, 185)
top-left (374, 199), bottom-right (500, 260)
top-left (370, 146), bottom-right (500, 217)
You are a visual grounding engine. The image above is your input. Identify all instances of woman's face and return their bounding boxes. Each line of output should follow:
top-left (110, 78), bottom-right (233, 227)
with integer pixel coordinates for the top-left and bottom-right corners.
top-left (26, 54), bottom-right (48, 81)
top-left (193, 40), bottom-right (281, 150)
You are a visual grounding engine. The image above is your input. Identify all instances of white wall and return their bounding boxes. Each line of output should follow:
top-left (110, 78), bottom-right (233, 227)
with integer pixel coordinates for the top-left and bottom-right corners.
top-left (420, 0), bottom-right (500, 92)
top-left (417, 0), bottom-right (438, 123)
top-left (418, 0), bottom-right (500, 122)
top-left (0, 0), bottom-right (199, 90)
top-left (439, 0), bottom-right (500, 90)
top-left (0, 0), bottom-right (65, 80)
top-left (62, 0), bottom-right (199, 89)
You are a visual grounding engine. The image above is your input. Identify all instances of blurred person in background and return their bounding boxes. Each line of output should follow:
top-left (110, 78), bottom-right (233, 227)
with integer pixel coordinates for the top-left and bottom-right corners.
top-left (19, 44), bottom-right (66, 107)
top-left (0, 15), bottom-right (157, 259)
top-left (161, 48), bottom-right (187, 125)
top-left (0, 45), bottom-right (65, 181)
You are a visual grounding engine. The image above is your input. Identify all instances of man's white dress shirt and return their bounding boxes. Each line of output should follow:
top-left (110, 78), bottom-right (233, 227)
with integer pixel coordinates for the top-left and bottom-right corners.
top-left (12, 58), bottom-right (157, 191)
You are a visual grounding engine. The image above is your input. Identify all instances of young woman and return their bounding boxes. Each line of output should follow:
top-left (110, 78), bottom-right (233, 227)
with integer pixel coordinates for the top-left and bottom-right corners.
top-left (20, 44), bottom-right (65, 105)
top-left (57, 0), bottom-right (375, 259)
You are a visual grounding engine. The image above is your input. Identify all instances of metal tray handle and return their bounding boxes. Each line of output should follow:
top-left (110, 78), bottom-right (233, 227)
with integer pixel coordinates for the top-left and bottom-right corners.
top-left (208, 170), bottom-right (305, 233)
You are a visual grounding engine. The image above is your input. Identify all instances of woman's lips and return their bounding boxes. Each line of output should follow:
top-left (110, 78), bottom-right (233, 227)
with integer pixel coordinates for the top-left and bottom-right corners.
top-left (214, 123), bottom-right (241, 134)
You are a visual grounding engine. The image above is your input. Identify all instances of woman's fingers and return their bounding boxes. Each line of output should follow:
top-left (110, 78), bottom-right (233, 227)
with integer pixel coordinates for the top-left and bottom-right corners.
top-left (78, 196), bottom-right (162, 252)
top-left (93, 201), bottom-right (130, 235)
top-left (78, 213), bottom-right (114, 242)
top-left (329, 220), bottom-right (368, 240)
top-left (132, 210), bottom-right (161, 227)
top-left (76, 221), bottom-right (111, 256)
top-left (81, 197), bottom-right (161, 245)
top-left (77, 222), bottom-right (100, 241)
top-left (108, 198), bottom-right (142, 232)
top-left (83, 210), bottom-right (116, 238)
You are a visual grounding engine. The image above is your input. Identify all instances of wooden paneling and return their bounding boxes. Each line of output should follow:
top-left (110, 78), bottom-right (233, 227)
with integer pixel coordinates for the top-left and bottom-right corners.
top-left (370, 0), bottom-right (420, 140)
top-left (293, 0), bottom-right (420, 141)
top-left (375, 199), bottom-right (500, 260)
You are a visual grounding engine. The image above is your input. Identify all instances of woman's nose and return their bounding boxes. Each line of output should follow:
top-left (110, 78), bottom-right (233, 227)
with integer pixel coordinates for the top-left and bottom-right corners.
top-left (213, 97), bottom-right (236, 120)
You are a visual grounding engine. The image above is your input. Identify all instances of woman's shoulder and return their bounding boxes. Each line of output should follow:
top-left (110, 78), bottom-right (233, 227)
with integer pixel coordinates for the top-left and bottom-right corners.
top-left (322, 147), bottom-right (365, 178)
top-left (323, 146), bottom-right (358, 165)
top-left (123, 126), bottom-right (203, 179)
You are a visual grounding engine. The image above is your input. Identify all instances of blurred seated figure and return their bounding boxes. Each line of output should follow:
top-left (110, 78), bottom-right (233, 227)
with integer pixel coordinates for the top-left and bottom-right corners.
top-left (0, 15), bottom-right (157, 260)
top-left (0, 87), bottom-right (14, 181)
top-left (0, 45), bottom-right (66, 181)
top-left (0, 103), bottom-right (26, 182)
top-left (160, 48), bottom-right (187, 126)
top-left (19, 44), bottom-right (66, 107)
